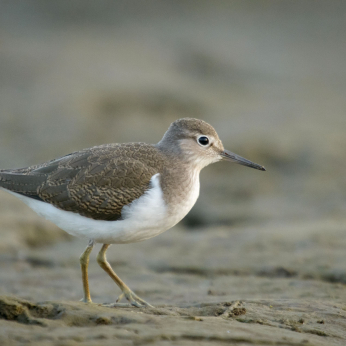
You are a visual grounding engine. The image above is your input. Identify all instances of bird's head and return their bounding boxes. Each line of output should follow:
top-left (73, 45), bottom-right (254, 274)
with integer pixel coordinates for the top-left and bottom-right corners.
top-left (157, 118), bottom-right (266, 171)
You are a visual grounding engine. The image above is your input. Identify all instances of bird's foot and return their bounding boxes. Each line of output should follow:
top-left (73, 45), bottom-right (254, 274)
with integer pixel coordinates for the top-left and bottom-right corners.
top-left (105, 288), bottom-right (153, 308)
top-left (80, 297), bottom-right (93, 303)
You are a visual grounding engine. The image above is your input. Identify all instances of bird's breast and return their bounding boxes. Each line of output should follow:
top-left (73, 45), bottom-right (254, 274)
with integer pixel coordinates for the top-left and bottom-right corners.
top-left (162, 169), bottom-right (200, 226)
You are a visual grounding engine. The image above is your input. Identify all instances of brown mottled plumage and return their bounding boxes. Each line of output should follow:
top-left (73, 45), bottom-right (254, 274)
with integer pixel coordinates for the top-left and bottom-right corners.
top-left (0, 143), bottom-right (167, 221)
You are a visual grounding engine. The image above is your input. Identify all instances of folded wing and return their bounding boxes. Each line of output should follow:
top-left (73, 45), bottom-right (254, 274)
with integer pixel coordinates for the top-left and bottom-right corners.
top-left (0, 143), bottom-right (163, 221)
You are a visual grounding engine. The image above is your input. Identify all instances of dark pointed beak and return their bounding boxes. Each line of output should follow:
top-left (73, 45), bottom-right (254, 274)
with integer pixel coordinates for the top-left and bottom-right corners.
top-left (220, 150), bottom-right (266, 171)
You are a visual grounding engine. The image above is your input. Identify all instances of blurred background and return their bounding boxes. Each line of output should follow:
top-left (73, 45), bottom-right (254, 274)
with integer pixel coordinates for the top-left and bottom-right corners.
top-left (0, 0), bottom-right (346, 305)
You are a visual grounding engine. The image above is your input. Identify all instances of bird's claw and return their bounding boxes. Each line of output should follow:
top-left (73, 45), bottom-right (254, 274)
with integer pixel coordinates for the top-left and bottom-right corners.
top-left (116, 289), bottom-right (153, 308)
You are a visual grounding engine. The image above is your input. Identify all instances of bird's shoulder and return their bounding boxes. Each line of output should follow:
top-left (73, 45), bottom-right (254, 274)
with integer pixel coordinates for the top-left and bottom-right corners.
top-left (36, 142), bottom-right (165, 183)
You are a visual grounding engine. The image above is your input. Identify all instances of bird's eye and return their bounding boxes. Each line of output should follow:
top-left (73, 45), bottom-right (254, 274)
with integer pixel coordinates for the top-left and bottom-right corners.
top-left (198, 136), bottom-right (209, 146)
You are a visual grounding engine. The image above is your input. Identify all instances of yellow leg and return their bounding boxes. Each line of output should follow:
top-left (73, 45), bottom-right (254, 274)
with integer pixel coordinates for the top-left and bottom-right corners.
top-left (96, 244), bottom-right (152, 308)
top-left (79, 239), bottom-right (94, 303)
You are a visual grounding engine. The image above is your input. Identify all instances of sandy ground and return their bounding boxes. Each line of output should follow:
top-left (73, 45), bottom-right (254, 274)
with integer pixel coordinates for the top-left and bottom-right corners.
top-left (0, 1), bottom-right (346, 345)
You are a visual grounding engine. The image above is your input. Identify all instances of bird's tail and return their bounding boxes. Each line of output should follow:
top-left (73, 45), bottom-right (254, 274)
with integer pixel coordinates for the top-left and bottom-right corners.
top-left (0, 171), bottom-right (44, 201)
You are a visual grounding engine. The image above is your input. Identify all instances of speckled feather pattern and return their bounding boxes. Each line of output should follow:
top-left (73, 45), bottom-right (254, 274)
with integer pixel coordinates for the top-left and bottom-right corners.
top-left (0, 143), bottom-right (170, 221)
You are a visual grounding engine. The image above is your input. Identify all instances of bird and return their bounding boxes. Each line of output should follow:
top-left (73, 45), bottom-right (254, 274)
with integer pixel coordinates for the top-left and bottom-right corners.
top-left (0, 118), bottom-right (265, 307)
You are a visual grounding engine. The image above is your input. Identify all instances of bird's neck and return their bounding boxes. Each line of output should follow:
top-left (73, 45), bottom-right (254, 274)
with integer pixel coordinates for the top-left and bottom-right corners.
top-left (159, 161), bottom-right (200, 211)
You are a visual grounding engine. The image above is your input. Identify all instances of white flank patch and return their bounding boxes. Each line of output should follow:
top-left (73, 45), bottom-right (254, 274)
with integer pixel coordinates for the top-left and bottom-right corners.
top-left (1, 174), bottom-right (175, 244)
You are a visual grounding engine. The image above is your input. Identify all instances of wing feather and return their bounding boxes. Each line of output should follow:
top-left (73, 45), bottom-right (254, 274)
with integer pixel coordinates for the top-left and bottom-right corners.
top-left (0, 143), bottom-right (165, 221)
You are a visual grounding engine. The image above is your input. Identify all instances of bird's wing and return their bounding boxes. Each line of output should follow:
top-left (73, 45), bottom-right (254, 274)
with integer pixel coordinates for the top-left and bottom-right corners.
top-left (0, 143), bottom-right (163, 221)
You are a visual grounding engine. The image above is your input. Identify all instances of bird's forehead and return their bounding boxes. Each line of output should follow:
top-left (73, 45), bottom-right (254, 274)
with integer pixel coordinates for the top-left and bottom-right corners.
top-left (171, 118), bottom-right (219, 138)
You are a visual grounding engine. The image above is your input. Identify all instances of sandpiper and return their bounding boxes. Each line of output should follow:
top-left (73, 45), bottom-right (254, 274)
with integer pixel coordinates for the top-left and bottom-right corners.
top-left (0, 118), bottom-right (265, 307)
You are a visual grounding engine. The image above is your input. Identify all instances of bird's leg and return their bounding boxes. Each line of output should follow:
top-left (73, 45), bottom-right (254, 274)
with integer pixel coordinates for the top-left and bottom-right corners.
top-left (79, 239), bottom-right (94, 303)
top-left (97, 244), bottom-right (153, 308)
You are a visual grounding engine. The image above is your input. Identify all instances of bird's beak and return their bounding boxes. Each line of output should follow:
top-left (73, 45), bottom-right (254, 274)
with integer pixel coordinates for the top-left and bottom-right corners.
top-left (220, 150), bottom-right (266, 171)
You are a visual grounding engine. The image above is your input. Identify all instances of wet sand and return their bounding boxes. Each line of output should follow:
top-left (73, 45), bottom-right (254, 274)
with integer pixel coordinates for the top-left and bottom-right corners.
top-left (1, 194), bottom-right (346, 345)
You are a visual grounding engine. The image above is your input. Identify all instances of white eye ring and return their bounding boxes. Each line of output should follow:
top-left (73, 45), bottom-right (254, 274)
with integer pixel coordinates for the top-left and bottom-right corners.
top-left (197, 135), bottom-right (210, 147)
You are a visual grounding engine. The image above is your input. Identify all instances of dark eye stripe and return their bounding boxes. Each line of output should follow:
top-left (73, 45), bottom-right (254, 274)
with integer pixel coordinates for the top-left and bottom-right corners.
top-left (198, 136), bottom-right (209, 146)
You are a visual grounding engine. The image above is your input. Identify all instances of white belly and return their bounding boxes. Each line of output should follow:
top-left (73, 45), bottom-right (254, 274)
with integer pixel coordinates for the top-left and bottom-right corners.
top-left (2, 173), bottom-right (200, 244)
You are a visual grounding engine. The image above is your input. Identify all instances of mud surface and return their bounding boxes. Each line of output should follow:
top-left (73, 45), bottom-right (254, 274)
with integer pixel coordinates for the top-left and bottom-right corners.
top-left (1, 1), bottom-right (346, 345)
